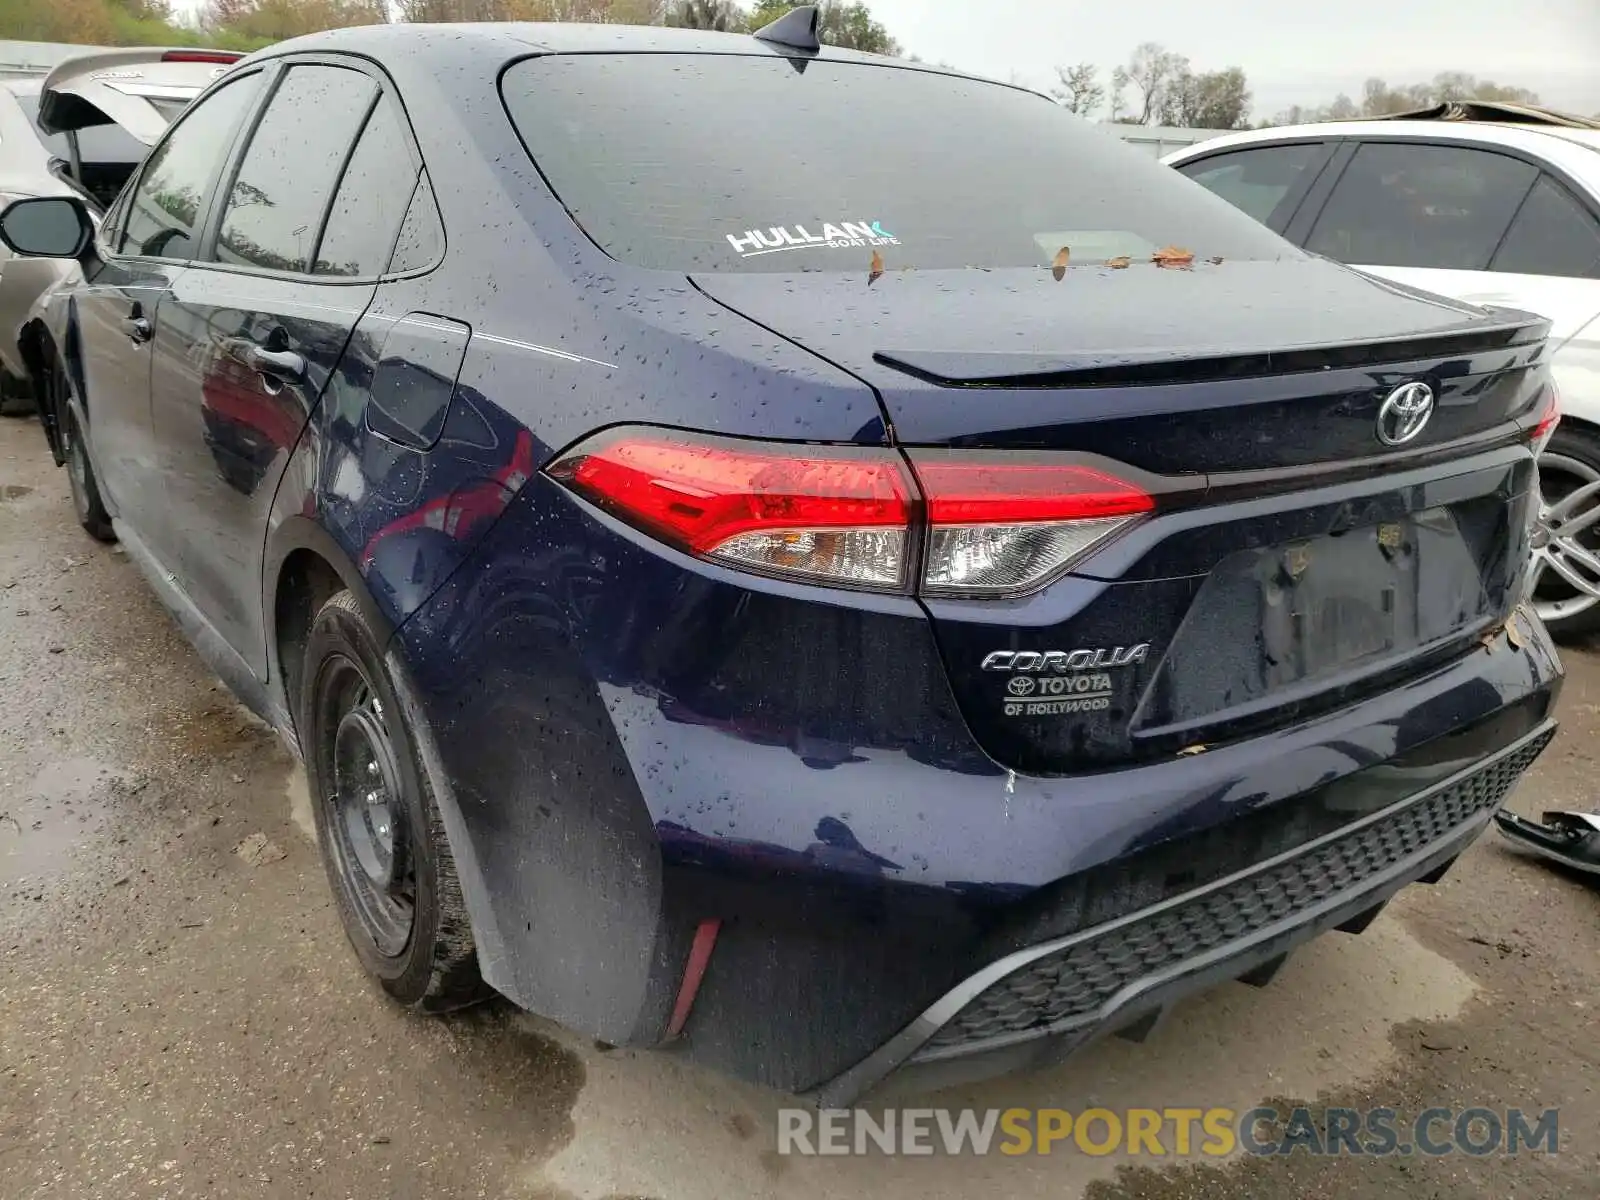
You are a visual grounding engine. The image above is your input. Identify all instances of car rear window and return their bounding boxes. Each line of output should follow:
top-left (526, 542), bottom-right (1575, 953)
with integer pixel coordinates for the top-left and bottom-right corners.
top-left (15, 93), bottom-right (147, 166)
top-left (500, 54), bottom-right (1292, 273)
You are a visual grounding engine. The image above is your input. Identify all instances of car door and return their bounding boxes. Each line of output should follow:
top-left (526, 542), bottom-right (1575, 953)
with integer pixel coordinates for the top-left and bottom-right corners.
top-left (1294, 139), bottom-right (1600, 342)
top-left (70, 69), bottom-right (263, 539)
top-left (148, 60), bottom-right (420, 672)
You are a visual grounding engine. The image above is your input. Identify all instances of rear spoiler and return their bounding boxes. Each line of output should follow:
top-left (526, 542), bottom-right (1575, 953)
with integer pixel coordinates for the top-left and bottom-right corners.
top-left (37, 47), bottom-right (243, 145)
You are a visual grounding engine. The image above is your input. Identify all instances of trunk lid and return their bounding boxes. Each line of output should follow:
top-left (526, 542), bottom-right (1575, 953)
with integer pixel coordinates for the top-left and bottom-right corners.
top-left (37, 48), bottom-right (242, 147)
top-left (692, 257), bottom-right (1540, 460)
top-left (698, 258), bottom-right (1552, 775)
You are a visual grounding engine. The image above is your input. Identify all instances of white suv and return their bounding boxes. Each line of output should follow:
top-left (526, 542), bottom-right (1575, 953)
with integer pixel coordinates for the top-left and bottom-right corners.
top-left (1165, 105), bottom-right (1600, 640)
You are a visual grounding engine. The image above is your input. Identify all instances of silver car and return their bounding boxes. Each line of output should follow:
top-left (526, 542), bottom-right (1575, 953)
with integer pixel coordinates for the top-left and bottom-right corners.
top-left (0, 48), bottom-right (240, 417)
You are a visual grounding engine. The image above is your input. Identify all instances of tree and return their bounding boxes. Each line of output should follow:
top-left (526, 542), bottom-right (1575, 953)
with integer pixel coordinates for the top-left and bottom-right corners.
top-left (1115, 42), bottom-right (1188, 124)
top-left (1160, 65), bottom-right (1250, 129)
top-left (1052, 63), bottom-right (1104, 117)
top-left (748, 0), bottom-right (900, 54)
top-left (666, 0), bottom-right (745, 29)
top-left (1266, 72), bottom-right (1544, 127)
top-left (0, 0), bottom-right (116, 41)
top-left (203, 0), bottom-right (387, 40)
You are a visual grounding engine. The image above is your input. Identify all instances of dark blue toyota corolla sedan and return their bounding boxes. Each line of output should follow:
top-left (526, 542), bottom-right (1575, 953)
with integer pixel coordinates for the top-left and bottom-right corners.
top-left (0, 10), bottom-right (1565, 1103)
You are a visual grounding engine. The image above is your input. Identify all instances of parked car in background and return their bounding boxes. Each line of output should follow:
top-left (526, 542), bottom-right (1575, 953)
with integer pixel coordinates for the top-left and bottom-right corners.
top-left (0, 47), bottom-right (240, 416)
top-left (1164, 104), bottom-right (1600, 639)
top-left (0, 14), bottom-right (1564, 1103)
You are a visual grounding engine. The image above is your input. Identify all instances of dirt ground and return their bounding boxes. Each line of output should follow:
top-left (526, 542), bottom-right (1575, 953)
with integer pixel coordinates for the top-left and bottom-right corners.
top-left (1, 412), bottom-right (1596, 1200)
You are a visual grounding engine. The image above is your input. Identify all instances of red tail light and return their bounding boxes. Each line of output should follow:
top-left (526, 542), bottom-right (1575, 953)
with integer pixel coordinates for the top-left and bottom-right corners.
top-left (161, 50), bottom-right (244, 64)
top-left (547, 428), bottom-right (1152, 596)
top-left (908, 453), bottom-right (1154, 596)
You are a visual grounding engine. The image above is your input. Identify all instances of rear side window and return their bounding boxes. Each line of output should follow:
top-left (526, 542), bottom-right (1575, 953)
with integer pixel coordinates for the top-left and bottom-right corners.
top-left (121, 72), bottom-right (262, 259)
top-left (1177, 143), bottom-right (1327, 226)
top-left (501, 55), bottom-right (1291, 273)
top-left (314, 98), bottom-right (418, 277)
top-left (1491, 175), bottom-right (1600, 279)
top-left (1305, 141), bottom-right (1538, 270)
top-left (216, 65), bottom-right (377, 274)
top-left (388, 172), bottom-right (445, 273)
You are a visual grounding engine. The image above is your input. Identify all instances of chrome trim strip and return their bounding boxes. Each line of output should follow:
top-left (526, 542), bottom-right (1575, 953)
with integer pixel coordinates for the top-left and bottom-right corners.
top-left (813, 720), bottom-right (1554, 1106)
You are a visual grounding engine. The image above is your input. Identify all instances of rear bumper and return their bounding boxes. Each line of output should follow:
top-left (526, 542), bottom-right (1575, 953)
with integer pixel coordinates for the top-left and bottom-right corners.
top-left (814, 720), bottom-right (1555, 1106)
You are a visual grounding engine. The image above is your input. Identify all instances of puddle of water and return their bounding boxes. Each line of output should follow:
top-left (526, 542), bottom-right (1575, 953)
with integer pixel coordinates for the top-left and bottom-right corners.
top-left (529, 913), bottom-right (1476, 1200)
top-left (0, 757), bottom-right (121, 888)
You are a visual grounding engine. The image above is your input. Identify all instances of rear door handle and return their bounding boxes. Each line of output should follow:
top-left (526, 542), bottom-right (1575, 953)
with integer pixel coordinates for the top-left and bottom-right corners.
top-left (121, 315), bottom-right (151, 343)
top-left (243, 345), bottom-right (306, 380)
top-left (223, 337), bottom-right (306, 384)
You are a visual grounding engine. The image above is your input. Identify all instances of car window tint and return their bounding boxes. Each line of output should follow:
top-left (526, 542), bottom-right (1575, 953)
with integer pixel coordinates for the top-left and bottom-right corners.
top-left (314, 98), bottom-right (417, 277)
top-left (216, 65), bottom-right (377, 274)
top-left (120, 73), bottom-right (261, 260)
top-left (1178, 144), bottom-right (1325, 225)
top-left (1306, 141), bottom-right (1537, 270)
top-left (388, 172), bottom-right (445, 273)
top-left (501, 55), bottom-right (1291, 273)
top-left (1492, 175), bottom-right (1600, 279)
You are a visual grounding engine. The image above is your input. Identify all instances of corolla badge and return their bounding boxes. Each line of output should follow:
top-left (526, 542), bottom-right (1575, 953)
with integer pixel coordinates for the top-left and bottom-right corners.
top-left (982, 645), bottom-right (1150, 672)
top-left (1376, 381), bottom-right (1435, 446)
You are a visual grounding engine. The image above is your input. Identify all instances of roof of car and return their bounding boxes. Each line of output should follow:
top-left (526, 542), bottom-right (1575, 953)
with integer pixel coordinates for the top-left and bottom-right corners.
top-left (247, 19), bottom-right (924, 71)
top-left (1163, 118), bottom-right (1600, 165)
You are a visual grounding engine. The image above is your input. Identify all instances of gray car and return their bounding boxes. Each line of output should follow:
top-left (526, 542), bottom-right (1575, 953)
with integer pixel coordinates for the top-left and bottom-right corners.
top-left (0, 48), bottom-right (240, 416)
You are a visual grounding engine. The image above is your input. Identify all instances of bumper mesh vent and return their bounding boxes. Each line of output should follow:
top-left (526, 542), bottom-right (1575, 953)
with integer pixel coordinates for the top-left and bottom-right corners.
top-left (921, 732), bottom-right (1551, 1055)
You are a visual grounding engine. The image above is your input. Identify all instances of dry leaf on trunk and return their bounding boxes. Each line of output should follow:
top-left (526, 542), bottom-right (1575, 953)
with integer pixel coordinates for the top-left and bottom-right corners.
top-left (1105, 255), bottom-right (1132, 269)
top-left (1177, 744), bottom-right (1208, 757)
top-left (1051, 246), bottom-right (1071, 281)
top-left (1151, 245), bottom-right (1196, 269)
top-left (868, 249), bottom-right (884, 285)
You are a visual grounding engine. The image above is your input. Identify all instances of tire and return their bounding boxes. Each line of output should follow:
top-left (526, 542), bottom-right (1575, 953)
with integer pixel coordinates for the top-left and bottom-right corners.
top-left (59, 394), bottom-right (115, 544)
top-left (1533, 427), bottom-right (1600, 643)
top-left (300, 590), bottom-right (489, 1013)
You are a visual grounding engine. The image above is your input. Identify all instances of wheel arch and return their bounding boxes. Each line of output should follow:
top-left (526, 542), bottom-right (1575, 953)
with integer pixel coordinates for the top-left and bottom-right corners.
top-left (265, 511), bottom-right (512, 1000)
top-left (264, 515), bottom-right (397, 748)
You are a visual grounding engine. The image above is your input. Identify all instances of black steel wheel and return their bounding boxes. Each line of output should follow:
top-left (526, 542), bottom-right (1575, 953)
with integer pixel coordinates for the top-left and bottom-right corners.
top-left (301, 590), bottom-right (489, 1011)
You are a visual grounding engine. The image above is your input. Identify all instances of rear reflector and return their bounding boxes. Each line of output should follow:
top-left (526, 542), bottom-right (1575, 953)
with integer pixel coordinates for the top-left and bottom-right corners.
top-left (547, 427), bottom-right (1152, 596)
top-left (1530, 381), bottom-right (1560, 453)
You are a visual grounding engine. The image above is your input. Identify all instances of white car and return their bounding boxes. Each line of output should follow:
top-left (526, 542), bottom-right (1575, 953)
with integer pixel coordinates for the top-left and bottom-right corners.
top-left (1164, 104), bottom-right (1600, 640)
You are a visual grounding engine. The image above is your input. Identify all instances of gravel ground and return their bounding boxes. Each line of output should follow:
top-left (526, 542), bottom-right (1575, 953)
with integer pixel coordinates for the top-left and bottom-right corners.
top-left (1, 413), bottom-right (1595, 1200)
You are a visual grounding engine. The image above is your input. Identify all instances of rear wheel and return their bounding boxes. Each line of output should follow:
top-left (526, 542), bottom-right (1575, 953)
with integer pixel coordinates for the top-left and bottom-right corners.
top-left (301, 590), bottom-right (488, 1012)
top-left (59, 395), bottom-right (115, 544)
top-left (1531, 428), bottom-right (1600, 642)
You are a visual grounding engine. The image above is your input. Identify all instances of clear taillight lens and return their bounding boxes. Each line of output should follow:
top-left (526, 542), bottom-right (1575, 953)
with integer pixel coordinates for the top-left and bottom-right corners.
top-left (546, 428), bottom-right (1153, 597)
top-left (909, 455), bottom-right (1154, 596)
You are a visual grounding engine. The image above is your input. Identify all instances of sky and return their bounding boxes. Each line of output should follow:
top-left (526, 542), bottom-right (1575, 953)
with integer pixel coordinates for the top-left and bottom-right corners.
top-left (869, 0), bottom-right (1600, 120)
top-left (170, 0), bottom-right (1600, 121)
